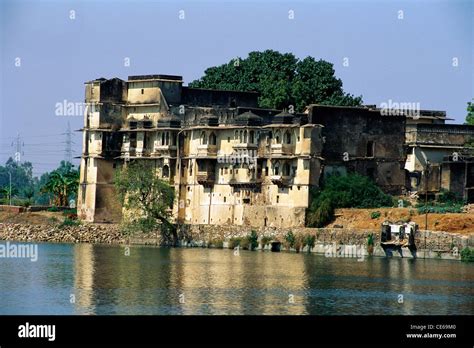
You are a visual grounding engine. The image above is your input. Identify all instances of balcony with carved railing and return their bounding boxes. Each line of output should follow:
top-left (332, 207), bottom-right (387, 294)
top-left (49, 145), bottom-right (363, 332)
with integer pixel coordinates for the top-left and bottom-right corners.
top-left (232, 142), bottom-right (258, 151)
top-left (270, 175), bottom-right (293, 187)
top-left (196, 172), bottom-right (215, 187)
top-left (197, 144), bottom-right (217, 158)
top-left (152, 145), bottom-right (177, 157)
top-left (270, 143), bottom-right (295, 156)
top-left (228, 176), bottom-right (263, 188)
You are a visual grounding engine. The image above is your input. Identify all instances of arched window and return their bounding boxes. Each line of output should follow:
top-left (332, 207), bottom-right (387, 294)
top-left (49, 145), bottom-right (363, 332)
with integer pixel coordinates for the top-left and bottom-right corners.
top-left (283, 163), bottom-right (290, 176)
top-left (209, 132), bottom-right (217, 145)
top-left (239, 130), bottom-right (243, 143)
top-left (165, 132), bottom-right (170, 145)
top-left (163, 165), bottom-right (170, 178)
top-left (275, 130), bottom-right (281, 144)
top-left (235, 130), bottom-right (239, 140)
top-left (161, 132), bottom-right (165, 146)
top-left (243, 130), bottom-right (248, 143)
top-left (249, 130), bottom-right (255, 144)
top-left (200, 131), bottom-right (207, 145)
top-left (285, 131), bottom-right (291, 144)
top-left (274, 161), bottom-right (280, 176)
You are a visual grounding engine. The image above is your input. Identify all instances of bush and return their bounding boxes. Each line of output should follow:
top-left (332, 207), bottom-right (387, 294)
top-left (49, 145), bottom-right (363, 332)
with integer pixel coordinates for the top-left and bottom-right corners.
top-left (62, 209), bottom-right (77, 215)
top-left (367, 233), bottom-right (374, 246)
top-left (370, 211), bottom-right (381, 219)
top-left (242, 230), bottom-right (259, 251)
top-left (438, 190), bottom-right (462, 204)
top-left (59, 217), bottom-right (80, 228)
top-left (460, 247), bottom-right (474, 262)
top-left (228, 237), bottom-right (242, 249)
top-left (303, 234), bottom-right (316, 250)
top-left (307, 174), bottom-right (393, 227)
top-left (209, 238), bottom-right (224, 248)
top-left (307, 198), bottom-right (334, 227)
top-left (284, 231), bottom-right (296, 249)
top-left (260, 236), bottom-right (272, 246)
top-left (47, 206), bottom-right (59, 212)
top-left (416, 190), bottom-right (465, 214)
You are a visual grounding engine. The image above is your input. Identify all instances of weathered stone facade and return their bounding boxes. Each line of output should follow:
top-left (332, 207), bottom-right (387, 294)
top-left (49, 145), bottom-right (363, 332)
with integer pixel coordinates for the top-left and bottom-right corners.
top-left (77, 74), bottom-right (323, 227)
top-left (405, 123), bottom-right (474, 201)
top-left (77, 73), bottom-right (472, 229)
top-left (308, 105), bottom-right (407, 194)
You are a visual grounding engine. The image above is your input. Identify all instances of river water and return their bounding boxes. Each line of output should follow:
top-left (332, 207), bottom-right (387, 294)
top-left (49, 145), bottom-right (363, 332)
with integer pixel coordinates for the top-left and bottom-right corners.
top-left (0, 242), bottom-right (472, 315)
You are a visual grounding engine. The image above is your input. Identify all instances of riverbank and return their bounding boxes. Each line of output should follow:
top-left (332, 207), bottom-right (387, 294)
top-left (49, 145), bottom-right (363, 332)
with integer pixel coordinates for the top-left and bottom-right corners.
top-left (0, 221), bottom-right (472, 261)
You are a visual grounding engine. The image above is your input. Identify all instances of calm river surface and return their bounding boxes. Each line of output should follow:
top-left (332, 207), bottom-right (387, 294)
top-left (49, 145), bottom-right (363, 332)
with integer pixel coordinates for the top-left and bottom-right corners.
top-left (0, 242), bottom-right (473, 315)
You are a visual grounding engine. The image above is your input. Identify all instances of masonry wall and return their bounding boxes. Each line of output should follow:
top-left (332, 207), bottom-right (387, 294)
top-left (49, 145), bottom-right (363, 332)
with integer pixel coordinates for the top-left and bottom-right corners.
top-left (308, 105), bottom-right (406, 194)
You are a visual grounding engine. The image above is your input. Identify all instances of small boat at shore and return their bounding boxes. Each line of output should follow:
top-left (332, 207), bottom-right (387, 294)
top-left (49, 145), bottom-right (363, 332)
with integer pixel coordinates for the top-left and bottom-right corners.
top-left (380, 221), bottom-right (417, 258)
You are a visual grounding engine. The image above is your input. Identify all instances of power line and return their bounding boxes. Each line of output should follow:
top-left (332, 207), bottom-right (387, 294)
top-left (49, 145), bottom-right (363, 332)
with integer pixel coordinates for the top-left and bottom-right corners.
top-left (11, 133), bottom-right (24, 164)
top-left (63, 121), bottom-right (74, 163)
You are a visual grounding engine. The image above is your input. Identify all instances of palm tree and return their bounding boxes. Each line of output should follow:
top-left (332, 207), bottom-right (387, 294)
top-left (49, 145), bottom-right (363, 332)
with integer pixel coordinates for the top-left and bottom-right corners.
top-left (41, 169), bottom-right (79, 206)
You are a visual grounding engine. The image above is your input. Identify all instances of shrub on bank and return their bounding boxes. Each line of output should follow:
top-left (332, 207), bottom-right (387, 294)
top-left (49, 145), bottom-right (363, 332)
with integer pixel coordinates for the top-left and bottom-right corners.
top-left (283, 231), bottom-right (296, 249)
top-left (228, 237), bottom-right (242, 249)
top-left (208, 238), bottom-right (224, 248)
top-left (370, 211), bottom-right (381, 219)
top-left (59, 217), bottom-right (81, 228)
top-left (303, 234), bottom-right (316, 251)
top-left (460, 247), bottom-right (474, 262)
top-left (306, 174), bottom-right (393, 227)
top-left (260, 236), bottom-right (272, 246)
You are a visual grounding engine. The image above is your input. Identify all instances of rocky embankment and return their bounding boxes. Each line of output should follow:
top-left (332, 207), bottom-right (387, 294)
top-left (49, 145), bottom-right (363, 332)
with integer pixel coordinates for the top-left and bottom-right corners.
top-left (0, 223), bottom-right (125, 244)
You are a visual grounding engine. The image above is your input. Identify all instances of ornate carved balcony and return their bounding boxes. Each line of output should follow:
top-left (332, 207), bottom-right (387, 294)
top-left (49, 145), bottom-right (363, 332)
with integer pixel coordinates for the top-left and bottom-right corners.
top-left (270, 175), bottom-right (292, 187)
top-left (196, 172), bottom-right (215, 187)
top-left (152, 145), bottom-right (177, 157)
top-left (228, 177), bottom-right (263, 188)
top-left (197, 145), bottom-right (217, 158)
top-left (270, 144), bottom-right (294, 156)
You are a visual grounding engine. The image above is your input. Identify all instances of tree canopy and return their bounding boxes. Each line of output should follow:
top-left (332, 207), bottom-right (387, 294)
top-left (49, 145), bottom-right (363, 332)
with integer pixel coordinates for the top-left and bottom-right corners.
top-left (40, 161), bottom-right (79, 206)
top-left (189, 50), bottom-right (363, 112)
top-left (115, 161), bottom-right (176, 242)
top-left (465, 100), bottom-right (474, 125)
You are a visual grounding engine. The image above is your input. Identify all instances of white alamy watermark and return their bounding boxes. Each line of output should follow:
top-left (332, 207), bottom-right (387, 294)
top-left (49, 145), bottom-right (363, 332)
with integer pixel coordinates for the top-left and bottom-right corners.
top-left (324, 243), bottom-right (365, 262)
top-left (0, 241), bottom-right (38, 262)
top-left (379, 99), bottom-right (420, 119)
top-left (55, 99), bottom-right (88, 117)
top-left (217, 150), bottom-right (257, 165)
top-left (18, 322), bottom-right (55, 341)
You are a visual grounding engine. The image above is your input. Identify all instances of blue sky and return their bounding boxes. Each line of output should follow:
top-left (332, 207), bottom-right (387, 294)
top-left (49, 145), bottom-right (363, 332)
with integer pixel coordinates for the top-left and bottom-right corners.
top-left (0, 0), bottom-right (472, 176)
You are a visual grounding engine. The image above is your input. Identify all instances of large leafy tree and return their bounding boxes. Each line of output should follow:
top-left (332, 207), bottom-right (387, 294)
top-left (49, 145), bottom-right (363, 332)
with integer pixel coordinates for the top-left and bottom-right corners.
top-left (115, 161), bottom-right (176, 243)
top-left (189, 50), bottom-right (363, 111)
top-left (464, 100), bottom-right (474, 151)
top-left (465, 100), bottom-right (474, 125)
top-left (0, 158), bottom-right (35, 201)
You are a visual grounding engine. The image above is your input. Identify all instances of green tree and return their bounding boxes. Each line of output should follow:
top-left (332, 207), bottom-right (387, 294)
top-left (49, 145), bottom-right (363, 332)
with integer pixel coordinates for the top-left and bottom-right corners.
top-left (41, 162), bottom-right (79, 206)
top-left (189, 50), bottom-right (363, 111)
top-left (0, 158), bottom-right (35, 200)
top-left (464, 100), bottom-right (474, 150)
top-left (465, 100), bottom-right (474, 125)
top-left (307, 174), bottom-right (393, 227)
top-left (114, 161), bottom-right (176, 243)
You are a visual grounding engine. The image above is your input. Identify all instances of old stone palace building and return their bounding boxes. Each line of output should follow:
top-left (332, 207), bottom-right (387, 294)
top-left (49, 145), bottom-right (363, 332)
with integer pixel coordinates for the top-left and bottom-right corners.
top-left (77, 74), bottom-right (473, 227)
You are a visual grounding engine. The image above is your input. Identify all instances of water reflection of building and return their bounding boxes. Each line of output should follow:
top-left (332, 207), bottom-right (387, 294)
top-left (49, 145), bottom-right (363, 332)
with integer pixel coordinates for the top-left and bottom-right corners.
top-left (169, 249), bottom-right (308, 315)
top-left (73, 244), bottom-right (95, 314)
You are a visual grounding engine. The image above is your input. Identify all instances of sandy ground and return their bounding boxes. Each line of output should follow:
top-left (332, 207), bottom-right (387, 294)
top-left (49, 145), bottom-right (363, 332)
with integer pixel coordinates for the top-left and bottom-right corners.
top-left (0, 211), bottom-right (65, 225)
top-left (331, 208), bottom-right (474, 235)
top-left (1, 208), bottom-right (473, 235)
